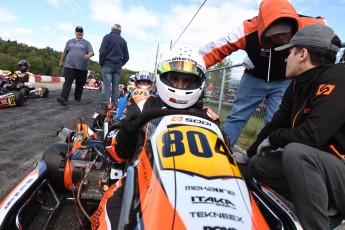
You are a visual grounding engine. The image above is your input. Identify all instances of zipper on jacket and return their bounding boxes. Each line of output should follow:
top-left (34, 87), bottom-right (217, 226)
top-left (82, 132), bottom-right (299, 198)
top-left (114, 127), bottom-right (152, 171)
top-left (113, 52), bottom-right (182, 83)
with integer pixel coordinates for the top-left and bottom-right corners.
top-left (267, 47), bottom-right (272, 82)
top-left (292, 101), bottom-right (306, 128)
top-left (330, 145), bottom-right (345, 160)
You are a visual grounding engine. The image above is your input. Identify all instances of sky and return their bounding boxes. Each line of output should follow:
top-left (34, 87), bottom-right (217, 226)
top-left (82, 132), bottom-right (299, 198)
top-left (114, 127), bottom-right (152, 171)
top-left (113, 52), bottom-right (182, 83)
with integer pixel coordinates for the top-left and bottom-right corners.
top-left (0, 0), bottom-right (344, 74)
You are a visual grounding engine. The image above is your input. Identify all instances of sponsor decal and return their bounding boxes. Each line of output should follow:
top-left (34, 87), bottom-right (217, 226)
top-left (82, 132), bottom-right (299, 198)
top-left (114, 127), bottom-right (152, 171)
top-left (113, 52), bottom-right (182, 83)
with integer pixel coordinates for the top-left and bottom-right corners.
top-left (191, 196), bottom-right (236, 209)
top-left (316, 84), bottom-right (335, 96)
top-left (169, 97), bottom-right (188, 104)
top-left (185, 186), bottom-right (235, 196)
top-left (203, 227), bottom-right (237, 230)
top-left (190, 212), bottom-right (243, 222)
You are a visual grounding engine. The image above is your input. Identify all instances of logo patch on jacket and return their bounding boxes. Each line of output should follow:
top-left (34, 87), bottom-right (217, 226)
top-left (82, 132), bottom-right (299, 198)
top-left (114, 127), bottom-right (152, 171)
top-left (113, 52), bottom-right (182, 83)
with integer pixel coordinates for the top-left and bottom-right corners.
top-left (316, 84), bottom-right (335, 96)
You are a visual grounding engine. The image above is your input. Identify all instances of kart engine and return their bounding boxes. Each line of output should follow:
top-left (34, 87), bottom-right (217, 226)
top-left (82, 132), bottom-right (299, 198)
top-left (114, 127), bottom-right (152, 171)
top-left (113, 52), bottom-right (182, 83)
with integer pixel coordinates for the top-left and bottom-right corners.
top-left (65, 146), bottom-right (124, 201)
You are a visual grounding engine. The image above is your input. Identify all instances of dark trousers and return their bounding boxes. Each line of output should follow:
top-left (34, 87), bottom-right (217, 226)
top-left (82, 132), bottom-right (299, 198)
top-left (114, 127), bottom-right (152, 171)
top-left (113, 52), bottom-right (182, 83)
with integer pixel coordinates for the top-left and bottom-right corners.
top-left (60, 67), bottom-right (87, 101)
top-left (248, 142), bottom-right (345, 230)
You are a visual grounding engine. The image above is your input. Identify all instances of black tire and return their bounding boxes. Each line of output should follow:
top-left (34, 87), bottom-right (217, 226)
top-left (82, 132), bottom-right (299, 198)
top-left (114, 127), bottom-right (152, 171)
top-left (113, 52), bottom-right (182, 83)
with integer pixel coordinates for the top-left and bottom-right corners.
top-left (42, 143), bottom-right (70, 191)
top-left (19, 87), bottom-right (30, 97)
top-left (13, 91), bottom-right (25, 106)
top-left (91, 114), bottom-right (105, 132)
top-left (41, 87), bottom-right (49, 97)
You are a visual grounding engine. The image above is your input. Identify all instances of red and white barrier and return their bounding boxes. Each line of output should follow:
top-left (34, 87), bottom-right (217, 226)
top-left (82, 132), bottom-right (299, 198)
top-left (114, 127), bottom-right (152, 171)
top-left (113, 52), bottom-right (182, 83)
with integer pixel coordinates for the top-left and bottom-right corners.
top-left (34, 75), bottom-right (65, 83)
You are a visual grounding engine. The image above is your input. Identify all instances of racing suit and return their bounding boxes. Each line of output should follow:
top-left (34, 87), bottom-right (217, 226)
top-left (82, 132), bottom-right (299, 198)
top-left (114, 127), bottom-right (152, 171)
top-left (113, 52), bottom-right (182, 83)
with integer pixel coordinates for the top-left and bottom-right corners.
top-left (91, 95), bottom-right (220, 229)
top-left (199, 0), bottom-right (325, 150)
top-left (12, 71), bottom-right (35, 89)
top-left (248, 64), bottom-right (345, 229)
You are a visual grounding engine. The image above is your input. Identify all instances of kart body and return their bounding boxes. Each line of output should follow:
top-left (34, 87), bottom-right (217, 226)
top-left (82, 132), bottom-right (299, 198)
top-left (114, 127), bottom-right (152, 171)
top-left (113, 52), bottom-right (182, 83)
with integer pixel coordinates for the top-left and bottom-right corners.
top-left (0, 109), bottom-right (324, 229)
top-left (1, 75), bottom-right (49, 99)
top-left (84, 78), bottom-right (103, 90)
top-left (0, 89), bottom-right (25, 108)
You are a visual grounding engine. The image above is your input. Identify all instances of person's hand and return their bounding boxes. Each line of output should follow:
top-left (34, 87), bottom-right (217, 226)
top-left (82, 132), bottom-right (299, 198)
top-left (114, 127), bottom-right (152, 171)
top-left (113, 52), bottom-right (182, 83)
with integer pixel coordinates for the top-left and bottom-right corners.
top-left (115, 115), bottom-right (141, 159)
top-left (59, 61), bottom-right (64, 68)
top-left (257, 137), bottom-right (272, 156)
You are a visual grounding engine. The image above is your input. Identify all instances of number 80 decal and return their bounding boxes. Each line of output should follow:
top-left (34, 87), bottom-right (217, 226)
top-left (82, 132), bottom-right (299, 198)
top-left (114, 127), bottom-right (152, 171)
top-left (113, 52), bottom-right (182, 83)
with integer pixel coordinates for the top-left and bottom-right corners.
top-left (156, 125), bottom-right (241, 178)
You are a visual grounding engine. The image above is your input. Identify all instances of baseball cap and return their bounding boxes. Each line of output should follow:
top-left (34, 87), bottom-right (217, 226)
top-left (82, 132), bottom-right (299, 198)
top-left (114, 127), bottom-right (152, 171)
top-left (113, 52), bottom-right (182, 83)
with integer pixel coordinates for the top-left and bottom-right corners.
top-left (275, 24), bottom-right (339, 53)
top-left (75, 26), bottom-right (83, 32)
top-left (265, 20), bottom-right (292, 37)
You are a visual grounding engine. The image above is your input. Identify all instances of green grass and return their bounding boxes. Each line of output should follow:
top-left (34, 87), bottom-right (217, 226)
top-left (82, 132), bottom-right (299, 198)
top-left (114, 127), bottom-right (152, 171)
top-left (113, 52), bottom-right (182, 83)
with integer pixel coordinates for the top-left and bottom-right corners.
top-left (204, 100), bottom-right (264, 150)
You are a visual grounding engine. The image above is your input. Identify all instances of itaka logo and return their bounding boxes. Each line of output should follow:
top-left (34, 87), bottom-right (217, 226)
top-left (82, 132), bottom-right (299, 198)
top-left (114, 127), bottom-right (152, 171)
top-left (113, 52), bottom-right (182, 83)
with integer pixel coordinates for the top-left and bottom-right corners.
top-left (316, 84), bottom-right (336, 96)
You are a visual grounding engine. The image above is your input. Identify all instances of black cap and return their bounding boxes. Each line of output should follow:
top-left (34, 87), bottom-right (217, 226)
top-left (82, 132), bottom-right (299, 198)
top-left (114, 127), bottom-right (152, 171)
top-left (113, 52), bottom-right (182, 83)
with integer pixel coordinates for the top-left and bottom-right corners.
top-left (75, 26), bottom-right (83, 32)
top-left (275, 24), bottom-right (339, 53)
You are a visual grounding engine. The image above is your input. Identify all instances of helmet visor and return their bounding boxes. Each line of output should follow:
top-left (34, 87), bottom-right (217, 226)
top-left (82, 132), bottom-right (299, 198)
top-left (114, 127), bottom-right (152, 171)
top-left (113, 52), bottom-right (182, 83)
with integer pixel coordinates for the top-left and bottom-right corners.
top-left (158, 60), bottom-right (205, 79)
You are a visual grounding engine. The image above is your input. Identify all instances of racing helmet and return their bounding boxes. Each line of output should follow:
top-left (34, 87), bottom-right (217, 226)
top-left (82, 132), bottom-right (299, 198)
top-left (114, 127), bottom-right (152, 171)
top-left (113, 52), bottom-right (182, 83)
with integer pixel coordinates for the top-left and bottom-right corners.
top-left (127, 75), bottom-right (136, 91)
top-left (18, 60), bottom-right (30, 73)
top-left (156, 47), bottom-right (206, 109)
top-left (134, 71), bottom-right (153, 91)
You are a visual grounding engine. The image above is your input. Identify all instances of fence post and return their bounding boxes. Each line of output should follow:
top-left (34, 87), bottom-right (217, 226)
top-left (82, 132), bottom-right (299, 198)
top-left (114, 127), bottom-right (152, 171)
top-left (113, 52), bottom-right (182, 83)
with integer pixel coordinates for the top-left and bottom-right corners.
top-left (217, 68), bottom-right (226, 115)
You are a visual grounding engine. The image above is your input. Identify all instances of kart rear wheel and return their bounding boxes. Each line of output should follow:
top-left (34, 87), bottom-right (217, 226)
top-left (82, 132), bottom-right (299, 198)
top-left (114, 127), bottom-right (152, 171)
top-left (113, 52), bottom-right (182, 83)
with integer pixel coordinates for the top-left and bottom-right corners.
top-left (41, 87), bottom-right (49, 97)
top-left (42, 143), bottom-right (69, 191)
top-left (13, 91), bottom-right (25, 106)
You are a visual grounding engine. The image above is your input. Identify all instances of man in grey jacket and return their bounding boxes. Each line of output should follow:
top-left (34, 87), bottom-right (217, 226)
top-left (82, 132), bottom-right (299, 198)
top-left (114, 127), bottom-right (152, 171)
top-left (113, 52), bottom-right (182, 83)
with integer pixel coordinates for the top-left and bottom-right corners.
top-left (99, 24), bottom-right (129, 106)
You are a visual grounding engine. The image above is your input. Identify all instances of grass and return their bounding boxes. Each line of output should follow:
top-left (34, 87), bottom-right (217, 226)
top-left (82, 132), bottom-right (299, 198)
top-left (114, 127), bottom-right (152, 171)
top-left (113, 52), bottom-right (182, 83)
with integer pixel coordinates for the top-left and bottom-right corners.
top-left (204, 100), bottom-right (264, 150)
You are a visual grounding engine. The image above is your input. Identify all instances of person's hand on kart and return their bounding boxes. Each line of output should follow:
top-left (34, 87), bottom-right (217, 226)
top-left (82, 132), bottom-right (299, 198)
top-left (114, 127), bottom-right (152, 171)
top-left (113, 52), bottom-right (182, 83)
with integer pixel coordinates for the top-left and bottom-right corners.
top-left (16, 82), bottom-right (23, 88)
top-left (257, 137), bottom-right (273, 156)
top-left (115, 114), bottom-right (141, 159)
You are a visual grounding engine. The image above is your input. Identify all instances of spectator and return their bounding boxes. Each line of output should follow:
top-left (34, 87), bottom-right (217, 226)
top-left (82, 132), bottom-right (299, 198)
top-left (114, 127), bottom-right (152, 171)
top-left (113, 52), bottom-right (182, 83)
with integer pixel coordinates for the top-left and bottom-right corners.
top-left (248, 24), bottom-right (345, 229)
top-left (99, 24), bottom-right (129, 106)
top-left (90, 47), bottom-right (221, 228)
top-left (199, 0), bottom-right (325, 163)
top-left (57, 26), bottom-right (94, 105)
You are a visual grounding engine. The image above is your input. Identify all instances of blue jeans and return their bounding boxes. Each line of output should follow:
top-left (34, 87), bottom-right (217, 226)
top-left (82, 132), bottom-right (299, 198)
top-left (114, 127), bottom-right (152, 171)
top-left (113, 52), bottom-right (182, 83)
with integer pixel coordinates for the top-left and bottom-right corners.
top-left (222, 72), bottom-right (291, 150)
top-left (102, 67), bottom-right (121, 104)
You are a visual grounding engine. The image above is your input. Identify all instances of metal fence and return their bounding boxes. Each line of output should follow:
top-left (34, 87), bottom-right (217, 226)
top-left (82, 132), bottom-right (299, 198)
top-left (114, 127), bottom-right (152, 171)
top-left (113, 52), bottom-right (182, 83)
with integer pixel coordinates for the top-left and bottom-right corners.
top-left (203, 64), bottom-right (265, 149)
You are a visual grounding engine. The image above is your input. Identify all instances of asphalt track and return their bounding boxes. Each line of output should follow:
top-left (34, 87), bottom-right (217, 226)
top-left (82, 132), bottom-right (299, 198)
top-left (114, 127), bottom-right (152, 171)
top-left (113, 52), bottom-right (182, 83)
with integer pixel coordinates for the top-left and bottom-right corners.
top-left (0, 83), bottom-right (103, 206)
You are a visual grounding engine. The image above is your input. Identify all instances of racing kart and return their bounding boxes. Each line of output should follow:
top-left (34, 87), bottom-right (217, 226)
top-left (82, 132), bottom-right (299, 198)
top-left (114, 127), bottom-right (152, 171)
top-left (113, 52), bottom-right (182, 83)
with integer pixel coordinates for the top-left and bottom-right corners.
top-left (84, 75), bottom-right (102, 90)
top-left (0, 109), bottom-right (343, 229)
top-left (1, 73), bottom-right (49, 100)
top-left (0, 75), bottom-right (26, 108)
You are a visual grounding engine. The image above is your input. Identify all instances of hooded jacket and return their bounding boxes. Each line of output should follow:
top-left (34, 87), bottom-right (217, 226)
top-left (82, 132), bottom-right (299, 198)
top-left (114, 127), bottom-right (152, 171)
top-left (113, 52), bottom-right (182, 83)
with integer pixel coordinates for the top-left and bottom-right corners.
top-left (199, 0), bottom-right (325, 81)
top-left (247, 64), bottom-right (345, 159)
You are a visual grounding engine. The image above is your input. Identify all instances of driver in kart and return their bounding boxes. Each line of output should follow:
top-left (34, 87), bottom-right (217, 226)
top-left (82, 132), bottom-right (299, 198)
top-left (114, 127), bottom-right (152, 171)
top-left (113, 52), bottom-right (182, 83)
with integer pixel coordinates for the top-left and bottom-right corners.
top-left (115, 71), bottom-right (155, 121)
top-left (90, 47), bottom-right (222, 229)
top-left (12, 60), bottom-right (35, 89)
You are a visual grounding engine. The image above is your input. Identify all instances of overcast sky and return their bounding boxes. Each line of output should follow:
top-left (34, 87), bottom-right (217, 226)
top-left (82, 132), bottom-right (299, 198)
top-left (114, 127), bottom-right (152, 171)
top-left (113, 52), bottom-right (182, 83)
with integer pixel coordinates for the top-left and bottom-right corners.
top-left (0, 0), bottom-right (344, 73)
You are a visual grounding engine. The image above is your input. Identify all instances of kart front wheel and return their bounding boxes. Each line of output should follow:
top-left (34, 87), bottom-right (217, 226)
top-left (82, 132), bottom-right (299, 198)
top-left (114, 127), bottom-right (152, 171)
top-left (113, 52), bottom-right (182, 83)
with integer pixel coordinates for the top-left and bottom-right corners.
top-left (13, 91), bottom-right (25, 106)
top-left (41, 87), bottom-right (49, 97)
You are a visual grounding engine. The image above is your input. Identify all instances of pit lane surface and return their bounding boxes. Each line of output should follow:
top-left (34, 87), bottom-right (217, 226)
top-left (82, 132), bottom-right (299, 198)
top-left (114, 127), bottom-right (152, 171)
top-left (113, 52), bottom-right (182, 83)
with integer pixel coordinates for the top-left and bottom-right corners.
top-left (0, 83), bottom-right (102, 203)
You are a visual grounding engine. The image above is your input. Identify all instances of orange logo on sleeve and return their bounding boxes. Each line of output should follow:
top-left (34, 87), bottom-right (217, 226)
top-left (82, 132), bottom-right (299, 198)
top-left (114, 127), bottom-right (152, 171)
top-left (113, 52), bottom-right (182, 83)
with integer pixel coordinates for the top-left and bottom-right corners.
top-left (316, 84), bottom-right (335, 96)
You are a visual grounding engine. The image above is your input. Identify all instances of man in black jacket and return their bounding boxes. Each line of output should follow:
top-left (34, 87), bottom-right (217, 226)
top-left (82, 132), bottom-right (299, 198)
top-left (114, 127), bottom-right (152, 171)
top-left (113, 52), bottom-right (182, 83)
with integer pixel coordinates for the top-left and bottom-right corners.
top-left (99, 24), bottom-right (129, 105)
top-left (248, 24), bottom-right (345, 229)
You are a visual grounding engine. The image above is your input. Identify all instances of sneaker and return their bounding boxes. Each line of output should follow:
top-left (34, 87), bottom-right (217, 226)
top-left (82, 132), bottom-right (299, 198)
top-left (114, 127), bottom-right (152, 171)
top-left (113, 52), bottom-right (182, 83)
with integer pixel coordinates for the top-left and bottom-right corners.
top-left (232, 151), bottom-right (250, 164)
top-left (57, 96), bottom-right (67, 106)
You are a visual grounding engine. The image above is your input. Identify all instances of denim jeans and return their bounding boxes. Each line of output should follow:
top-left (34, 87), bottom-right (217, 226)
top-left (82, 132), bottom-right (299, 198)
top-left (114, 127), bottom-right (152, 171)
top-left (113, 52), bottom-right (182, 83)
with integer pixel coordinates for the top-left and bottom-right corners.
top-left (222, 72), bottom-right (291, 150)
top-left (102, 67), bottom-right (121, 104)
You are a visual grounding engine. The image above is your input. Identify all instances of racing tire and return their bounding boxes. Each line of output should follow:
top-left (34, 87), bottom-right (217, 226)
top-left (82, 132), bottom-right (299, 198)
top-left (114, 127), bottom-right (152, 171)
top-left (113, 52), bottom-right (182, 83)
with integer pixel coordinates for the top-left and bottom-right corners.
top-left (91, 114), bottom-right (105, 132)
top-left (19, 87), bottom-right (30, 97)
top-left (13, 91), bottom-right (25, 106)
top-left (42, 143), bottom-right (70, 191)
top-left (41, 87), bottom-right (49, 97)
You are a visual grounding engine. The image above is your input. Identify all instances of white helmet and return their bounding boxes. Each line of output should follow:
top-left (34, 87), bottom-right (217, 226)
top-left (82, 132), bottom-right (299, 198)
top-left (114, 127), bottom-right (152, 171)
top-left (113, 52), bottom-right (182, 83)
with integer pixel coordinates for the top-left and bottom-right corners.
top-left (156, 47), bottom-right (206, 109)
top-left (135, 71), bottom-right (153, 91)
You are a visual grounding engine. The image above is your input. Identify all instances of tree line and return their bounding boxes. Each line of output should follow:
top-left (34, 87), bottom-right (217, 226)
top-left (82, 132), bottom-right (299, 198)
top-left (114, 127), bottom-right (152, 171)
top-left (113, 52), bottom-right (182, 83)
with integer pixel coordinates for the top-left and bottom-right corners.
top-left (0, 38), bottom-right (136, 85)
